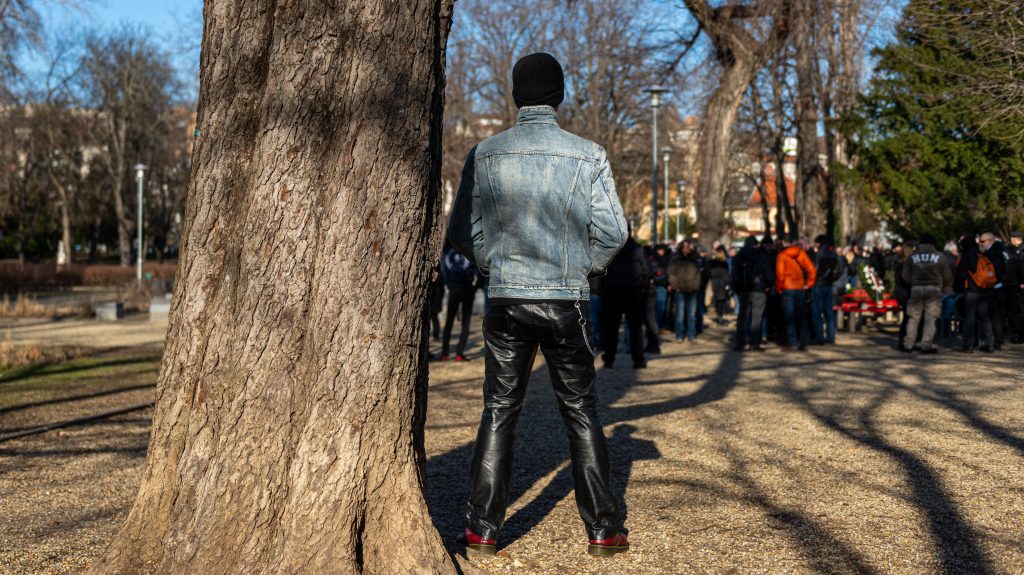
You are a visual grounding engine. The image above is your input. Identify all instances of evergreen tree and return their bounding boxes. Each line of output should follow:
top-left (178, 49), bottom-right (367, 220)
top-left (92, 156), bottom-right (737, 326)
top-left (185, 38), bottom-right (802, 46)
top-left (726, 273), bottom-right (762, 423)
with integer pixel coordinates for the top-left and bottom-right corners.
top-left (854, 0), bottom-right (1024, 241)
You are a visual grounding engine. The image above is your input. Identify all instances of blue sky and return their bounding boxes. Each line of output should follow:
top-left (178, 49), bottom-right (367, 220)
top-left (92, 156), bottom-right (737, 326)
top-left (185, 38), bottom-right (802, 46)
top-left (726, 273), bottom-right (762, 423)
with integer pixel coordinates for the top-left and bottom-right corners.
top-left (43, 0), bottom-right (201, 40)
top-left (29, 0), bottom-right (902, 107)
top-left (29, 0), bottom-right (202, 94)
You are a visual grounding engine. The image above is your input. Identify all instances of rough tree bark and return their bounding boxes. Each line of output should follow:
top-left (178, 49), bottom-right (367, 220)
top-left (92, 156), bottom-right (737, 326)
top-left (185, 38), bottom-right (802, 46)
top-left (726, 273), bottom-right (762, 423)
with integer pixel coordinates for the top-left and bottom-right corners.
top-left (684, 0), bottom-right (790, 244)
top-left (88, 1), bottom-right (471, 574)
top-left (823, 0), bottom-right (863, 243)
top-left (793, 0), bottom-right (825, 237)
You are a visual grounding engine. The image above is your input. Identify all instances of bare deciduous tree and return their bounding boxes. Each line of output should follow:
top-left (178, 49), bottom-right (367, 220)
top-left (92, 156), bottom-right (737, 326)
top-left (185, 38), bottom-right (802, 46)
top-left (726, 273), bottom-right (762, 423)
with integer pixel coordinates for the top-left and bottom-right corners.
top-left (682, 0), bottom-right (790, 243)
top-left (80, 27), bottom-right (177, 266)
top-left (0, 105), bottom-right (54, 263)
top-left (34, 34), bottom-right (93, 263)
top-left (0, 0), bottom-right (42, 102)
top-left (793, 0), bottom-right (826, 237)
top-left (912, 0), bottom-right (1024, 139)
top-left (819, 0), bottom-right (867, 243)
top-left (740, 49), bottom-right (798, 239)
top-left (447, 0), bottom-right (668, 230)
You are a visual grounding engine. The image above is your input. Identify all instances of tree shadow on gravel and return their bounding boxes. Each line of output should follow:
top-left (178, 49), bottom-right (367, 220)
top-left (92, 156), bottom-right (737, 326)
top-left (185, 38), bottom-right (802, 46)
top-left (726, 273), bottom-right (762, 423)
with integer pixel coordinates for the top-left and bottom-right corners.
top-left (0, 383), bottom-right (154, 421)
top-left (710, 422), bottom-right (881, 574)
top-left (777, 354), bottom-right (1005, 575)
top-left (797, 350), bottom-right (1024, 459)
top-left (0, 444), bottom-right (148, 459)
top-left (426, 335), bottom-right (746, 551)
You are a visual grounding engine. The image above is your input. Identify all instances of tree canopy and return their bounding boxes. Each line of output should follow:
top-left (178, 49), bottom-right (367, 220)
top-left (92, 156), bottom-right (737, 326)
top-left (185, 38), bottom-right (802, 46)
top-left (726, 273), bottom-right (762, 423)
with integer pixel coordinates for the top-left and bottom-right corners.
top-left (855, 0), bottom-right (1024, 241)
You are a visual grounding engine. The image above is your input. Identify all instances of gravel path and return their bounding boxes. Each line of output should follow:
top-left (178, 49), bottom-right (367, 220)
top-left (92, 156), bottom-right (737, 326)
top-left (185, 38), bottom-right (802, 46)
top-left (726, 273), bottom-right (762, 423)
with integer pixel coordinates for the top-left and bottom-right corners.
top-left (427, 324), bottom-right (1024, 575)
top-left (0, 410), bottom-right (152, 575)
top-left (1, 319), bottom-right (1022, 574)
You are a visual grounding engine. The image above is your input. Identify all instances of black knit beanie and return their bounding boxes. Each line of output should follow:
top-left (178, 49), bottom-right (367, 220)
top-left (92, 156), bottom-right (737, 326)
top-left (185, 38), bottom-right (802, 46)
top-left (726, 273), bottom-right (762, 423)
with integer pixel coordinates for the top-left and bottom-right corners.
top-left (512, 53), bottom-right (564, 109)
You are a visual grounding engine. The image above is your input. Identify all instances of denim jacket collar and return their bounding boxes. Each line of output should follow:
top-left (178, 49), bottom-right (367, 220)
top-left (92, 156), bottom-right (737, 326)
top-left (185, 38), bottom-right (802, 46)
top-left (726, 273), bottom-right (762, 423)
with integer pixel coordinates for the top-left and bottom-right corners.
top-left (516, 105), bottom-right (559, 126)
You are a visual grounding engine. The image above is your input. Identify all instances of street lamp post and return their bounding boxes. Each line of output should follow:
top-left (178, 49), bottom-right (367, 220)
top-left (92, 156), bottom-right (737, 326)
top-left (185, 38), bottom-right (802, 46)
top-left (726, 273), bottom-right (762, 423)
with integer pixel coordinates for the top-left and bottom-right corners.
top-left (677, 180), bottom-right (686, 241)
top-left (643, 86), bottom-right (670, 246)
top-left (661, 146), bottom-right (672, 244)
top-left (133, 164), bottom-right (147, 289)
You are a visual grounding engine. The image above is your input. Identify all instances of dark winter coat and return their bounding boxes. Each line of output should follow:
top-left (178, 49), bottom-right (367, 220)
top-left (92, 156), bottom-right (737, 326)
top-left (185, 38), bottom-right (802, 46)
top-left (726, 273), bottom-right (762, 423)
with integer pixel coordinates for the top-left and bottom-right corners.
top-left (985, 242), bottom-right (1007, 285)
top-left (812, 247), bottom-right (840, 286)
top-left (1006, 244), bottom-right (1023, 289)
top-left (668, 253), bottom-right (702, 293)
top-left (901, 243), bottom-right (953, 292)
top-left (649, 251), bottom-right (670, 287)
top-left (730, 246), bottom-right (774, 293)
top-left (708, 258), bottom-right (730, 301)
top-left (441, 247), bottom-right (478, 291)
top-left (604, 238), bottom-right (649, 291)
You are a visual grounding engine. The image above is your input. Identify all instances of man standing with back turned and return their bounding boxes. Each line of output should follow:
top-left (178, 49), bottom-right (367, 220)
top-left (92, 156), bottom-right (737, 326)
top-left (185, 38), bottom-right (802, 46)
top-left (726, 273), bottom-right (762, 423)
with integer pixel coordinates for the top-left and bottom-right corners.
top-left (901, 234), bottom-right (953, 353)
top-left (448, 53), bottom-right (630, 557)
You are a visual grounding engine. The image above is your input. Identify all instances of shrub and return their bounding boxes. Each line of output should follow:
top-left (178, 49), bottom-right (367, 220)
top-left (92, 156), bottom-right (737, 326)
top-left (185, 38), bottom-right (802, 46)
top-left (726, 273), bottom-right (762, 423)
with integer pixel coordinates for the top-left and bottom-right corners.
top-left (0, 261), bottom-right (177, 290)
top-left (0, 262), bottom-right (82, 290)
top-left (80, 263), bottom-right (177, 287)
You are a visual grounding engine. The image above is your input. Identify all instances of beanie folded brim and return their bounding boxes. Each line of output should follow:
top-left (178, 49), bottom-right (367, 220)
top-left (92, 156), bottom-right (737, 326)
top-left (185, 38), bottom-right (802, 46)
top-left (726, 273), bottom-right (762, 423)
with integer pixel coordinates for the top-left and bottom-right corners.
top-left (512, 89), bottom-right (564, 109)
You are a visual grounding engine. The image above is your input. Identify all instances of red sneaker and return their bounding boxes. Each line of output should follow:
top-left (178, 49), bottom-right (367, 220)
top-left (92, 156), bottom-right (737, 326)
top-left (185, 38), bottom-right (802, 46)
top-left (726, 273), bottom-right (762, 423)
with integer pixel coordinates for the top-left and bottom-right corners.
top-left (588, 532), bottom-right (629, 556)
top-left (454, 354), bottom-right (468, 362)
top-left (439, 354), bottom-right (450, 361)
top-left (456, 528), bottom-right (496, 556)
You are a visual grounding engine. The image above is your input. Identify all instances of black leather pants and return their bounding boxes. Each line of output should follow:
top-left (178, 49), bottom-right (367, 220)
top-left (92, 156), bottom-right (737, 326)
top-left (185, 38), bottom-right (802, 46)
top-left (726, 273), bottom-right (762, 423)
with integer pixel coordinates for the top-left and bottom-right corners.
top-left (465, 301), bottom-right (621, 541)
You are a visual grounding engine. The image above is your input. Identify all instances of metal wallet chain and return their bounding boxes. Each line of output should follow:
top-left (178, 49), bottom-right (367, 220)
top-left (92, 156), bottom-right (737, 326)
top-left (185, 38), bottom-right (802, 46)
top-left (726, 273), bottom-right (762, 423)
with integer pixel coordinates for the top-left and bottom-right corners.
top-left (574, 289), bottom-right (596, 357)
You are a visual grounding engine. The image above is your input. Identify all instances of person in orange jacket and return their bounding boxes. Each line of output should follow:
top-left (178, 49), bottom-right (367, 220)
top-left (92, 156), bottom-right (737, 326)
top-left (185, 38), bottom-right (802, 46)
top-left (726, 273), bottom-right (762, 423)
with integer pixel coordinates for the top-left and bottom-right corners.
top-left (776, 237), bottom-right (817, 351)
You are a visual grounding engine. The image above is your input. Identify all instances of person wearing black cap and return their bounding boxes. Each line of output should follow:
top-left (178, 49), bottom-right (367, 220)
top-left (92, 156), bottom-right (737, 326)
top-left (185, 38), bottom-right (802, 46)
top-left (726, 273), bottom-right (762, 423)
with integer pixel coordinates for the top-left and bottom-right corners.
top-left (448, 53), bottom-right (630, 557)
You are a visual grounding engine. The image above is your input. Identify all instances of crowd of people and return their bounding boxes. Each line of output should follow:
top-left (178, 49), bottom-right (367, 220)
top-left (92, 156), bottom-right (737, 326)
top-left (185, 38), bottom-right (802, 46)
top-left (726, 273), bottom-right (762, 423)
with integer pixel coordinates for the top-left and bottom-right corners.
top-left (428, 229), bottom-right (1024, 365)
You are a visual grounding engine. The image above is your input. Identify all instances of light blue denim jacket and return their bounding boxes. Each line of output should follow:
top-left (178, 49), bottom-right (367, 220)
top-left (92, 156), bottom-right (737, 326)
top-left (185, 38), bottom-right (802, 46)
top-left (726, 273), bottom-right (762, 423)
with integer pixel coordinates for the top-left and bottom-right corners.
top-left (447, 105), bottom-right (628, 301)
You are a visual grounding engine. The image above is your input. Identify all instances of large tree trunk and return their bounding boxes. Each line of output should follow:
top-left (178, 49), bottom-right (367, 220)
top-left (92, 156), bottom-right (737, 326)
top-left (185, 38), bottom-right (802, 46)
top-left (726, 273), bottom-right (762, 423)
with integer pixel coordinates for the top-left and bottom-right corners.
top-left (695, 59), bottom-right (755, 244)
top-left (89, 2), bottom-right (464, 574)
top-left (684, 0), bottom-right (790, 245)
top-left (794, 0), bottom-right (824, 238)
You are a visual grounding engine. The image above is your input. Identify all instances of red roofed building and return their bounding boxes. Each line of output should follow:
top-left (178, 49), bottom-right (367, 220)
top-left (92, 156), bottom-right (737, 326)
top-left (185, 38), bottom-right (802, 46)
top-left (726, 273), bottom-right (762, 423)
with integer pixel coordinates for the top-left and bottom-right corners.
top-left (745, 156), bottom-right (796, 235)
